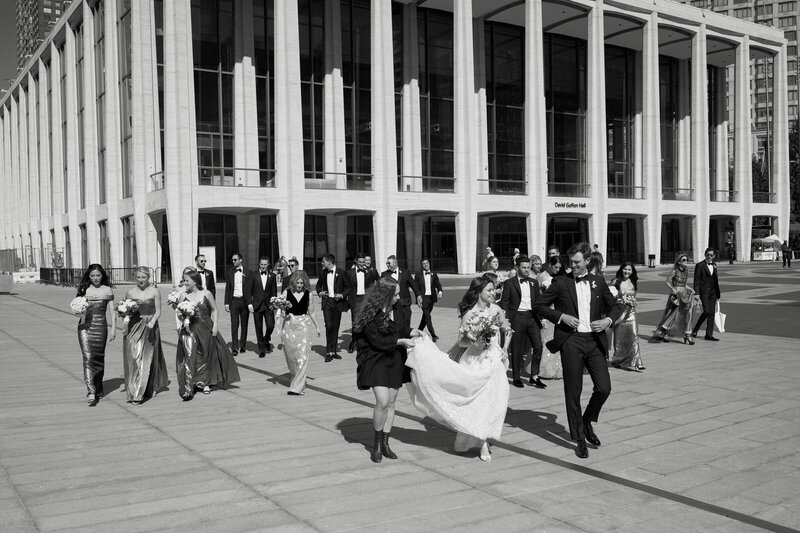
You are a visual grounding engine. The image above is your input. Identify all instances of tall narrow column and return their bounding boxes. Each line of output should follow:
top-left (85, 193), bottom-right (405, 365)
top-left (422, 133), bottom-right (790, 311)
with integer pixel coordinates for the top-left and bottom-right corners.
top-left (37, 59), bottom-right (52, 223)
top-left (641, 12), bottom-right (662, 263)
top-left (772, 44), bottom-right (790, 238)
top-left (64, 27), bottom-right (82, 267)
top-left (586, 0), bottom-right (607, 246)
top-left (714, 65), bottom-right (729, 201)
top-left (324, 0), bottom-right (347, 188)
top-left (81, 2), bottom-right (100, 263)
top-left (234, 0), bottom-right (260, 186)
top-left (734, 36), bottom-right (752, 261)
top-left (691, 25), bottom-right (710, 253)
top-left (400, 2), bottom-right (421, 192)
top-left (371, 0), bottom-right (398, 195)
top-left (49, 43), bottom-right (66, 261)
top-left (26, 74), bottom-right (40, 227)
top-left (103, 0), bottom-right (123, 268)
top-left (474, 18), bottom-right (489, 195)
top-left (9, 99), bottom-right (21, 259)
top-left (677, 59), bottom-right (691, 196)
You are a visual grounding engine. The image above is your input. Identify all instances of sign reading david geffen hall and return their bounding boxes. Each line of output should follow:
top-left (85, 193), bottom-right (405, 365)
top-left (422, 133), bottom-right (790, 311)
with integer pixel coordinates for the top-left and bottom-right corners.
top-left (554, 202), bottom-right (587, 208)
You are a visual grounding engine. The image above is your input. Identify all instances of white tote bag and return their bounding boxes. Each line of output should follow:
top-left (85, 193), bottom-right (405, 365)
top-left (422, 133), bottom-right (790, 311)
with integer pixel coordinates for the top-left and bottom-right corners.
top-left (714, 301), bottom-right (726, 333)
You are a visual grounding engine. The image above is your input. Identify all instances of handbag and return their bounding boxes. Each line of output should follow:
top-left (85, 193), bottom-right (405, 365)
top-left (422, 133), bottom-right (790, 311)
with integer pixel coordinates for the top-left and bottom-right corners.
top-left (714, 301), bottom-right (726, 333)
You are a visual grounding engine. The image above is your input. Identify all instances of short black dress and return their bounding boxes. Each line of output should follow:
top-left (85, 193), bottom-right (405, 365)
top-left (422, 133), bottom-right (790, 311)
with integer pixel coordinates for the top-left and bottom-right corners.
top-left (355, 310), bottom-right (411, 390)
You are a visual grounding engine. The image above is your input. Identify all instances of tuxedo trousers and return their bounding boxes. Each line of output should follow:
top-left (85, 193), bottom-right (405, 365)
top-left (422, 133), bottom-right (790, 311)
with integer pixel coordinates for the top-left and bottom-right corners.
top-left (417, 296), bottom-right (437, 338)
top-left (693, 293), bottom-right (718, 338)
top-left (349, 295), bottom-right (365, 350)
top-left (253, 308), bottom-right (275, 352)
top-left (228, 297), bottom-right (249, 350)
top-left (394, 303), bottom-right (412, 334)
top-left (322, 306), bottom-right (342, 353)
top-left (560, 332), bottom-right (611, 442)
top-left (509, 311), bottom-right (542, 381)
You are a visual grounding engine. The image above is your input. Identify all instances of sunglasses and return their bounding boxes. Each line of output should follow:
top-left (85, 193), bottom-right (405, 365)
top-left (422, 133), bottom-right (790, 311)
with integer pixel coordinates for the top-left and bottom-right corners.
top-left (680, 258), bottom-right (688, 262)
top-left (198, 260), bottom-right (207, 263)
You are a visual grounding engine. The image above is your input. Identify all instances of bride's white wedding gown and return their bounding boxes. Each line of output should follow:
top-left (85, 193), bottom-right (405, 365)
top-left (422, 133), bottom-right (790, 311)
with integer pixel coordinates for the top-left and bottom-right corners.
top-left (406, 306), bottom-right (510, 451)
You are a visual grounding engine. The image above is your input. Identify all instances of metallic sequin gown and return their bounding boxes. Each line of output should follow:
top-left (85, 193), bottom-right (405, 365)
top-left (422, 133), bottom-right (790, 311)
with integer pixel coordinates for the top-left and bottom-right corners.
top-left (78, 296), bottom-right (113, 396)
top-left (176, 296), bottom-right (240, 398)
top-left (655, 267), bottom-right (694, 339)
top-left (281, 290), bottom-right (313, 394)
top-left (122, 299), bottom-right (169, 402)
top-left (609, 287), bottom-right (643, 369)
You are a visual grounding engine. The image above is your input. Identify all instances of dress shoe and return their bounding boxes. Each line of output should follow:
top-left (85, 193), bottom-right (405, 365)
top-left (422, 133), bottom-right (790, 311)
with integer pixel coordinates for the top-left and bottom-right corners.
top-left (239, 346), bottom-right (247, 353)
top-left (332, 353), bottom-right (342, 360)
top-left (704, 335), bottom-right (720, 341)
top-left (575, 439), bottom-right (589, 458)
top-left (347, 345), bottom-right (355, 354)
top-left (259, 351), bottom-right (266, 358)
top-left (529, 377), bottom-right (547, 389)
top-left (691, 331), bottom-right (698, 338)
top-left (583, 421), bottom-right (601, 447)
top-left (513, 380), bottom-right (524, 388)
top-left (324, 353), bottom-right (334, 363)
top-left (231, 349), bottom-right (238, 357)
top-left (432, 335), bottom-right (439, 343)
top-left (266, 343), bottom-right (274, 353)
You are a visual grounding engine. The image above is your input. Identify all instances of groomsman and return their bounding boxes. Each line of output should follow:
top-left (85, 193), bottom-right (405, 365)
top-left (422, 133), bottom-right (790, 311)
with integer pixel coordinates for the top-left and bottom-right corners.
top-left (224, 253), bottom-right (251, 355)
top-left (381, 255), bottom-right (421, 333)
top-left (194, 254), bottom-right (216, 298)
top-left (316, 253), bottom-right (350, 362)
top-left (346, 252), bottom-right (379, 353)
top-left (245, 257), bottom-right (277, 357)
top-left (691, 247), bottom-right (722, 341)
top-left (414, 259), bottom-right (443, 342)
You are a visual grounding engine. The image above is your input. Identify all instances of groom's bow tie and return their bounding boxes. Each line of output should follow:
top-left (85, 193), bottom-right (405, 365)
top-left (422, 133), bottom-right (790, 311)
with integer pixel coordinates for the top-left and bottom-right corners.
top-left (574, 274), bottom-right (589, 283)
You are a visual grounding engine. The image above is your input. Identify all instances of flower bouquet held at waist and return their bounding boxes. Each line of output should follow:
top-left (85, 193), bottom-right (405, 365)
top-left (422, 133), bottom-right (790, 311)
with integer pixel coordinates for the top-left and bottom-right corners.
top-left (459, 310), bottom-right (512, 349)
top-left (269, 296), bottom-right (292, 312)
top-left (167, 288), bottom-right (185, 308)
top-left (70, 296), bottom-right (89, 315)
top-left (116, 299), bottom-right (140, 334)
top-left (176, 300), bottom-right (197, 330)
top-left (619, 293), bottom-right (637, 308)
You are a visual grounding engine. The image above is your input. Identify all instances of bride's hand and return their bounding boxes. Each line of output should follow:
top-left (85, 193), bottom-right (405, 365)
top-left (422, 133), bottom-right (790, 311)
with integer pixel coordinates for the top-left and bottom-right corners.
top-left (397, 338), bottom-right (415, 348)
top-left (410, 329), bottom-right (423, 338)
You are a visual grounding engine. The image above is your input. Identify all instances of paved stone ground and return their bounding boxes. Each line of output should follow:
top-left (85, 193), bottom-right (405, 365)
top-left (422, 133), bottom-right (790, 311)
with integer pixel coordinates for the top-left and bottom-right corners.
top-left (1, 263), bottom-right (799, 532)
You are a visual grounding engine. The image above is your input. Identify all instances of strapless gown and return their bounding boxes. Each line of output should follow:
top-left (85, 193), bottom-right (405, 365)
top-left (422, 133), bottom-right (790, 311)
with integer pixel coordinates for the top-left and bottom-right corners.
top-left (122, 299), bottom-right (169, 402)
top-left (78, 296), bottom-right (112, 396)
top-left (608, 287), bottom-right (643, 369)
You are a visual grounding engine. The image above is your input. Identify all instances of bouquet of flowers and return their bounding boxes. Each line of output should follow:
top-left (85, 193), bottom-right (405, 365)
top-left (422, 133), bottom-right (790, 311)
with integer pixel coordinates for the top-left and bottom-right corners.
top-left (619, 293), bottom-right (637, 308)
top-left (117, 299), bottom-right (140, 323)
top-left (70, 296), bottom-right (89, 315)
top-left (459, 311), bottom-right (512, 349)
top-left (269, 296), bottom-right (292, 312)
top-left (176, 300), bottom-right (197, 329)
top-left (167, 287), bottom-right (185, 308)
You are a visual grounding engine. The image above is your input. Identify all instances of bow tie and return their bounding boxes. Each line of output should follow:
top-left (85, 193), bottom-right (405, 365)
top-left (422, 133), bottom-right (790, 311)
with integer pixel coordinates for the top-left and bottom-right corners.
top-left (198, 269), bottom-right (205, 273)
top-left (236, 268), bottom-right (242, 272)
top-left (260, 271), bottom-right (268, 275)
top-left (357, 268), bottom-right (367, 273)
top-left (424, 271), bottom-right (431, 275)
top-left (574, 275), bottom-right (589, 283)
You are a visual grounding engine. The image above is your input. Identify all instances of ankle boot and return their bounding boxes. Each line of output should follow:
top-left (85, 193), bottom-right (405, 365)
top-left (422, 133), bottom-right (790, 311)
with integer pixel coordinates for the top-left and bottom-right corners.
top-left (381, 431), bottom-right (398, 459)
top-left (370, 430), bottom-right (383, 463)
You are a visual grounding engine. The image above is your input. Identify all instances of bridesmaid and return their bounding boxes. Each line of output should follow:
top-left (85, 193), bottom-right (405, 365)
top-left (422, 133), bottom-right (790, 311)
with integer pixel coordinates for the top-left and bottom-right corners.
top-left (536, 256), bottom-right (563, 380)
top-left (76, 264), bottom-right (116, 406)
top-left (176, 269), bottom-right (240, 400)
top-left (121, 266), bottom-right (169, 404)
top-left (276, 270), bottom-right (321, 395)
top-left (653, 252), bottom-right (695, 344)
top-left (608, 262), bottom-right (645, 371)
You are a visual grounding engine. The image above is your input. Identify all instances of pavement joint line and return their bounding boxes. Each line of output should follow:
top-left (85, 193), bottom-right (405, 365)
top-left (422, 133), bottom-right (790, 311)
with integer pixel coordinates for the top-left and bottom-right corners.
top-left (0, 458), bottom-right (37, 530)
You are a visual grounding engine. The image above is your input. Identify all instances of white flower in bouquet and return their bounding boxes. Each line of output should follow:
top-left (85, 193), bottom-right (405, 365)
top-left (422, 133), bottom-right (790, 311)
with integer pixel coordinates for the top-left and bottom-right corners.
top-left (167, 287), bottom-right (185, 307)
top-left (70, 296), bottom-right (89, 315)
top-left (116, 299), bottom-right (140, 324)
top-left (459, 310), bottom-right (509, 348)
top-left (269, 296), bottom-right (293, 312)
top-left (176, 300), bottom-right (197, 328)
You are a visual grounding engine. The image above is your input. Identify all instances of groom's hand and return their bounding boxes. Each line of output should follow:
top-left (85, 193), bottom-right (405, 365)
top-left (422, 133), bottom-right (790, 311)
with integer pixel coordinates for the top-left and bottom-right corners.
top-left (561, 314), bottom-right (580, 329)
top-left (590, 318), bottom-right (612, 332)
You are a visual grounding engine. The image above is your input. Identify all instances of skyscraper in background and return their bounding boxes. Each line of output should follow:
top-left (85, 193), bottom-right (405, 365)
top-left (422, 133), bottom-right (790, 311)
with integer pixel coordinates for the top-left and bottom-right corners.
top-left (16, 0), bottom-right (68, 69)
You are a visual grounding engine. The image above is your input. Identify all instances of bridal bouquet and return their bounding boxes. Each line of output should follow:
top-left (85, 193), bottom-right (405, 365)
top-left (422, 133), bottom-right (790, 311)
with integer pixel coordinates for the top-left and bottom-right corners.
top-left (619, 293), bottom-right (637, 308)
top-left (460, 311), bottom-right (511, 348)
top-left (167, 288), bottom-right (185, 308)
top-left (70, 296), bottom-right (89, 315)
top-left (117, 299), bottom-right (140, 320)
top-left (176, 300), bottom-right (197, 329)
top-left (269, 296), bottom-right (292, 312)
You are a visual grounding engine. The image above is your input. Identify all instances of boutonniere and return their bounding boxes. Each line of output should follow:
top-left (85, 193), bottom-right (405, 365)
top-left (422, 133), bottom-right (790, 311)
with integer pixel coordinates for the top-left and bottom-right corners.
top-left (591, 281), bottom-right (597, 290)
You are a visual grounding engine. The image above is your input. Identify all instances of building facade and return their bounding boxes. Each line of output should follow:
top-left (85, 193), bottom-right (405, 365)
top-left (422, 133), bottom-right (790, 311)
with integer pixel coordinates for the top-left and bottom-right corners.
top-left (0, 0), bottom-right (791, 280)
top-left (16, 0), bottom-right (70, 69)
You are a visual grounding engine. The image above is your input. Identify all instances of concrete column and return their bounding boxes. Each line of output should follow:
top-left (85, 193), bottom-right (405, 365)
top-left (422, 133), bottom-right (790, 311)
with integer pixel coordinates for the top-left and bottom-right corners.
top-left (9, 100), bottom-right (21, 259)
top-left (641, 13), bottom-right (662, 264)
top-left (17, 88), bottom-right (31, 231)
top-left (49, 43), bottom-right (66, 259)
top-left (64, 26), bottom-right (82, 267)
top-left (234, 0), bottom-right (260, 186)
top-left (373, 208), bottom-right (398, 271)
top-left (400, 2), bottom-right (422, 191)
top-left (691, 25), bottom-right (710, 252)
top-left (103, 0), bottom-right (123, 268)
top-left (37, 59), bottom-right (52, 222)
top-left (453, 0), bottom-right (477, 274)
top-left (274, 0), bottom-right (305, 267)
top-left (163, 0), bottom-right (200, 281)
top-left (26, 74), bottom-right (40, 224)
top-left (714, 65), bottom-right (729, 200)
top-left (677, 59), bottom-right (691, 195)
top-left (371, 0), bottom-right (398, 197)
top-left (525, 0), bottom-right (548, 258)
top-left (81, 2), bottom-right (100, 263)
top-left (474, 18), bottom-right (489, 194)
top-left (586, 0), bottom-right (607, 246)
top-left (734, 36), bottom-right (752, 261)
top-left (772, 44), bottom-right (790, 238)
top-left (324, 0), bottom-right (347, 188)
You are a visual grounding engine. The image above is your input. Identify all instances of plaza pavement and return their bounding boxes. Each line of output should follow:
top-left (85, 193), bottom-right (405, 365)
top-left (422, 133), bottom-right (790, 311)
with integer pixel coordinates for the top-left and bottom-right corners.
top-left (0, 263), bottom-right (799, 532)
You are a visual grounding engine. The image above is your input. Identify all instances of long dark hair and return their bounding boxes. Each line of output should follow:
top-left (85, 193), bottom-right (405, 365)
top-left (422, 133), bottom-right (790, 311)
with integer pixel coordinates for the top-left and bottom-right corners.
top-left (458, 276), bottom-right (494, 318)
top-left (353, 277), bottom-right (398, 333)
top-left (76, 264), bottom-right (111, 296)
top-left (614, 262), bottom-right (638, 291)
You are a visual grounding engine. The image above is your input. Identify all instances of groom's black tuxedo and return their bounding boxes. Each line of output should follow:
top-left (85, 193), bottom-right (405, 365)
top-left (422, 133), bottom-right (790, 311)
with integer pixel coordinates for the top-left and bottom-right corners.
top-left (692, 260), bottom-right (721, 338)
top-left (534, 273), bottom-right (623, 442)
top-left (500, 276), bottom-right (543, 382)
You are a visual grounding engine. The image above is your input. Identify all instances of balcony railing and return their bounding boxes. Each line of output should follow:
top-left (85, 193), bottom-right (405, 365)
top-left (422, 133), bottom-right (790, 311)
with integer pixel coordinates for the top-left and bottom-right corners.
top-left (607, 184), bottom-right (645, 199)
top-left (150, 171), bottom-right (165, 192)
top-left (305, 171), bottom-right (373, 191)
top-left (39, 267), bottom-right (154, 286)
top-left (397, 175), bottom-right (456, 193)
top-left (547, 182), bottom-right (591, 197)
top-left (199, 167), bottom-right (276, 188)
top-left (752, 191), bottom-right (776, 203)
top-left (477, 179), bottom-right (527, 195)
top-left (662, 187), bottom-right (695, 201)
top-left (710, 189), bottom-right (739, 202)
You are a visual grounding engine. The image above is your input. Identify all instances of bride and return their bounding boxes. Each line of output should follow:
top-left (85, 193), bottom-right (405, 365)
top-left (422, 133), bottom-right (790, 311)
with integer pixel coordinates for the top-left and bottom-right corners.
top-left (406, 275), bottom-right (511, 461)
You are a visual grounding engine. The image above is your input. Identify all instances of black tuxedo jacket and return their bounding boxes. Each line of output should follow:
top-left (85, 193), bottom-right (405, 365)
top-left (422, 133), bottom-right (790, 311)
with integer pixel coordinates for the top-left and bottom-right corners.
top-left (500, 275), bottom-right (543, 328)
top-left (197, 269), bottom-right (216, 298)
top-left (316, 268), bottom-right (350, 311)
top-left (414, 271), bottom-right (443, 302)
top-left (533, 273), bottom-right (623, 356)
top-left (224, 267), bottom-right (252, 306)
top-left (381, 269), bottom-right (420, 306)
top-left (346, 268), bottom-right (379, 308)
top-left (693, 261), bottom-right (721, 299)
top-left (244, 270), bottom-right (278, 312)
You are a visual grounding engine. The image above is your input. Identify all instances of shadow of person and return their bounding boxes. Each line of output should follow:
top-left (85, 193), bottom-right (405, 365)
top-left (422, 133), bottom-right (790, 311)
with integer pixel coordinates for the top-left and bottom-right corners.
top-left (102, 377), bottom-right (124, 395)
top-left (266, 372), bottom-right (292, 387)
top-left (504, 407), bottom-right (574, 450)
top-left (335, 416), bottom-right (460, 456)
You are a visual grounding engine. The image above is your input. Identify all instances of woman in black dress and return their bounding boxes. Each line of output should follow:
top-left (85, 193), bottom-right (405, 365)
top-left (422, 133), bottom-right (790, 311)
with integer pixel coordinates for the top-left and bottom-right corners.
top-left (75, 264), bottom-right (116, 406)
top-left (353, 277), bottom-right (417, 463)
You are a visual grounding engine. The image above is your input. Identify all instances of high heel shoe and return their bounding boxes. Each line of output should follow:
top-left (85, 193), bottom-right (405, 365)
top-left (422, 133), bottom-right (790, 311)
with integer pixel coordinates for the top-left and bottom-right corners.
top-left (479, 443), bottom-right (492, 462)
top-left (683, 334), bottom-right (695, 345)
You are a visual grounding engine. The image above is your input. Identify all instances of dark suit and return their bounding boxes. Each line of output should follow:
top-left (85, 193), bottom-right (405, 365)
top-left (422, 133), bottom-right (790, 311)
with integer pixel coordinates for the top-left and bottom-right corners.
top-left (316, 267), bottom-right (350, 354)
top-left (346, 268), bottom-right (379, 350)
top-left (245, 270), bottom-right (278, 354)
top-left (225, 267), bottom-right (251, 351)
top-left (500, 276), bottom-right (544, 382)
top-left (692, 261), bottom-right (721, 338)
top-left (414, 270), bottom-right (442, 338)
top-left (196, 269), bottom-right (216, 298)
top-left (534, 273), bottom-right (623, 442)
top-left (381, 269), bottom-right (420, 332)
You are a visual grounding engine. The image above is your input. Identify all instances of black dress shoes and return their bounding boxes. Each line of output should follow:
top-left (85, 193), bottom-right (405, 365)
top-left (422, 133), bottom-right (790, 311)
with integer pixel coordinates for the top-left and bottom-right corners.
top-left (704, 335), bottom-right (720, 341)
top-left (347, 345), bottom-right (355, 354)
top-left (239, 346), bottom-right (246, 353)
top-left (324, 353), bottom-right (334, 363)
top-left (583, 421), bottom-right (601, 447)
top-left (259, 351), bottom-right (266, 358)
top-left (332, 352), bottom-right (342, 360)
top-left (266, 343), bottom-right (274, 353)
top-left (432, 336), bottom-right (439, 343)
top-left (575, 439), bottom-right (589, 458)
top-left (231, 350), bottom-right (238, 357)
top-left (529, 377), bottom-right (547, 389)
top-left (513, 379), bottom-right (524, 388)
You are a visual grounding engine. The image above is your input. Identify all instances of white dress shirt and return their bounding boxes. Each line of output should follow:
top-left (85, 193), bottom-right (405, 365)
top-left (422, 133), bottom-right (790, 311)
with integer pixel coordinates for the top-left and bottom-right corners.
top-left (326, 267), bottom-right (336, 295)
top-left (197, 270), bottom-right (206, 289)
top-left (574, 276), bottom-right (592, 332)
top-left (518, 277), bottom-right (533, 311)
top-left (423, 271), bottom-right (432, 295)
top-left (356, 270), bottom-right (365, 295)
top-left (706, 262), bottom-right (715, 276)
top-left (260, 270), bottom-right (269, 290)
top-left (233, 268), bottom-right (243, 298)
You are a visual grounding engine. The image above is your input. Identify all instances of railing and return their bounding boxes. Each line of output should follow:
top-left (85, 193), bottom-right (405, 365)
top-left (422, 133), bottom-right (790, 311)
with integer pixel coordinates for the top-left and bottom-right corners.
top-left (547, 182), bottom-right (591, 197)
top-left (662, 187), bottom-right (695, 201)
top-left (198, 167), bottom-right (276, 188)
top-left (304, 171), bottom-right (373, 190)
top-left (476, 179), bottom-right (527, 195)
top-left (607, 184), bottom-right (645, 199)
top-left (397, 175), bottom-right (456, 193)
top-left (150, 171), bottom-right (165, 191)
top-left (752, 191), bottom-right (776, 203)
top-left (711, 189), bottom-right (739, 202)
top-left (606, 251), bottom-right (646, 266)
top-left (154, 267), bottom-right (172, 286)
top-left (38, 267), bottom-right (155, 287)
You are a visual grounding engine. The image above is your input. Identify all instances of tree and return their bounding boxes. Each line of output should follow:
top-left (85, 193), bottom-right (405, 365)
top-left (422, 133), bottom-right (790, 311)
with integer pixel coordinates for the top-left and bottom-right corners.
top-left (790, 119), bottom-right (800, 224)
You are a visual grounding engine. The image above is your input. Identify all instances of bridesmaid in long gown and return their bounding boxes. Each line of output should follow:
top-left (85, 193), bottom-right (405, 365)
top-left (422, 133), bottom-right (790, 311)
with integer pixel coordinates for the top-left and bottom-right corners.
top-left (653, 252), bottom-right (695, 344)
top-left (536, 256), bottom-right (563, 379)
top-left (608, 262), bottom-right (645, 371)
top-left (176, 270), bottom-right (240, 400)
top-left (121, 266), bottom-right (169, 403)
top-left (277, 270), bottom-right (320, 395)
top-left (76, 264), bottom-right (116, 406)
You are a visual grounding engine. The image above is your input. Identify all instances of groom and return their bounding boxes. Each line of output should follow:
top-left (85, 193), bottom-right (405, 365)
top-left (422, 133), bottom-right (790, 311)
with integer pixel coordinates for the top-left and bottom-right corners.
top-left (691, 247), bottom-right (722, 341)
top-left (534, 242), bottom-right (623, 458)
